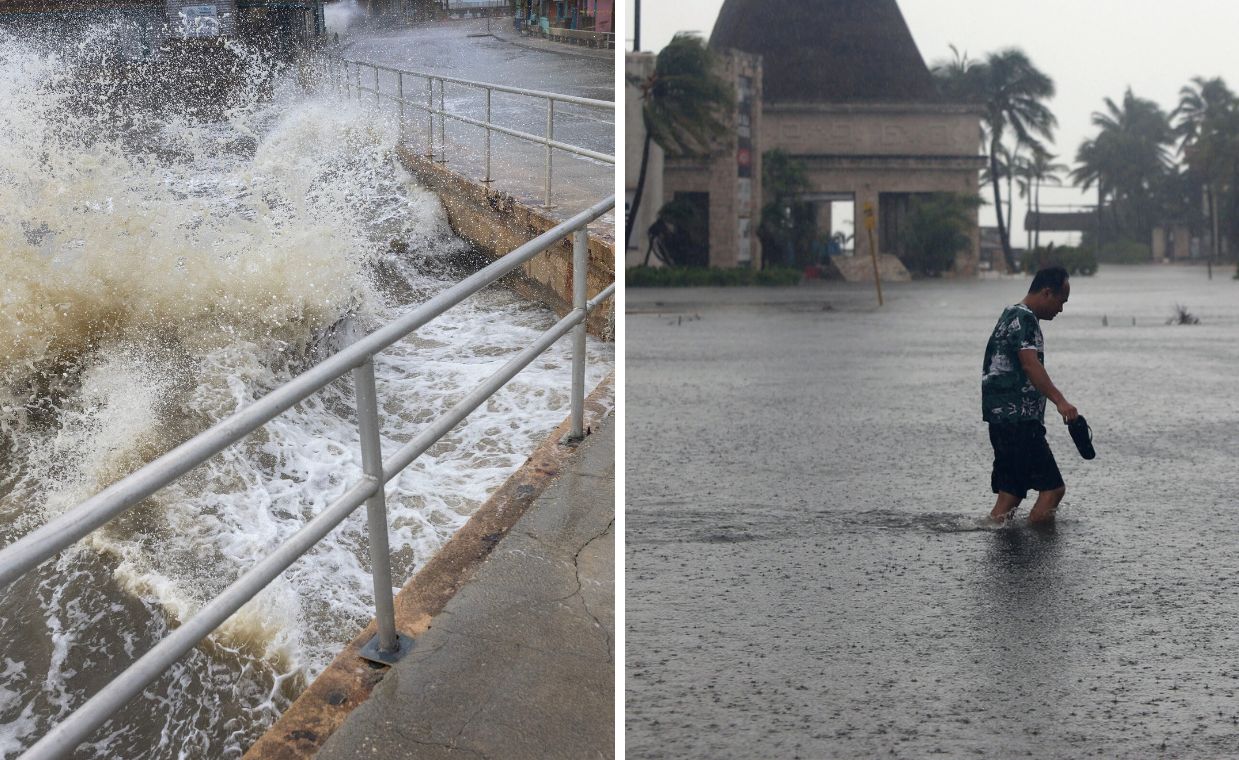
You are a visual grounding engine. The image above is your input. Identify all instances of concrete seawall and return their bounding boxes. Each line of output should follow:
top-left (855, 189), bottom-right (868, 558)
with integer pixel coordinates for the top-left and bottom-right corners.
top-left (396, 146), bottom-right (616, 340)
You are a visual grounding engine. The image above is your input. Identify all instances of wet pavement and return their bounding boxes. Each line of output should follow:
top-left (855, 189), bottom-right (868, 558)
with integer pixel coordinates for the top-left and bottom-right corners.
top-left (626, 265), bottom-right (1239, 758)
top-left (315, 415), bottom-right (614, 760)
top-left (336, 19), bottom-right (614, 227)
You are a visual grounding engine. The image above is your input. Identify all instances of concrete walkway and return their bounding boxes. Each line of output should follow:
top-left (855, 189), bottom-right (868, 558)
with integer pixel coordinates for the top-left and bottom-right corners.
top-left (315, 418), bottom-right (615, 760)
top-left (338, 18), bottom-right (614, 229)
top-left (487, 21), bottom-right (614, 62)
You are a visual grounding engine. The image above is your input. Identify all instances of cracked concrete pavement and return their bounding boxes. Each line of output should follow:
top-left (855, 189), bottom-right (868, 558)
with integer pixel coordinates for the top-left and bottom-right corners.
top-left (315, 417), bottom-right (614, 760)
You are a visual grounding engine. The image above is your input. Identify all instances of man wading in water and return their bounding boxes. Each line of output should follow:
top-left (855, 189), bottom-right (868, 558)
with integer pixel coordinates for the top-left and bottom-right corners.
top-left (982, 266), bottom-right (1079, 525)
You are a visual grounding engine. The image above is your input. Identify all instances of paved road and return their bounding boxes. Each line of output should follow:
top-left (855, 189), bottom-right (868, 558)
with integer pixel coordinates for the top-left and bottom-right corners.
top-left (627, 266), bottom-right (1239, 759)
top-left (336, 18), bottom-right (614, 227)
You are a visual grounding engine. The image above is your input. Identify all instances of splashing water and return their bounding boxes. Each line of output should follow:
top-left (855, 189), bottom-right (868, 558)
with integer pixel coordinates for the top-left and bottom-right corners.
top-left (324, 0), bottom-right (365, 34)
top-left (0, 27), bottom-right (611, 759)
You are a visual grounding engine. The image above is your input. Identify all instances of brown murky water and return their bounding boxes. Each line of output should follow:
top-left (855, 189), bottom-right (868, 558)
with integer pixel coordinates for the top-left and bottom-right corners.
top-left (0, 28), bottom-right (611, 759)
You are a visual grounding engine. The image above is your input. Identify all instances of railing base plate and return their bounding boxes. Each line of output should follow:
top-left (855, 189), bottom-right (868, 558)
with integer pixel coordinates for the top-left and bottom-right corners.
top-left (359, 633), bottom-right (415, 666)
top-left (559, 430), bottom-right (588, 446)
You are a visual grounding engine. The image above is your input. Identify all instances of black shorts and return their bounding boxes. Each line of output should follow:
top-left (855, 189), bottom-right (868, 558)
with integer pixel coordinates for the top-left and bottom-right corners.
top-left (989, 420), bottom-right (1064, 500)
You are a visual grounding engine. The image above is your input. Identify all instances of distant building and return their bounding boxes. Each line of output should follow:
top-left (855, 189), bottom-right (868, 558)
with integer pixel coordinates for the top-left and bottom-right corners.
top-left (0, 0), bottom-right (326, 50)
top-left (979, 227), bottom-right (1007, 271)
top-left (517, 0), bottom-right (612, 32)
top-left (1152, 225), bottom-right (1194, 261)
top-left (626, 0), bottom-right (985, 274)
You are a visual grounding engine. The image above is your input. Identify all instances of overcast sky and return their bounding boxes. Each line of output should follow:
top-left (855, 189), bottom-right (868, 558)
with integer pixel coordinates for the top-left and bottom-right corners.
top-left (627, 0), bottom-right (1239, 239)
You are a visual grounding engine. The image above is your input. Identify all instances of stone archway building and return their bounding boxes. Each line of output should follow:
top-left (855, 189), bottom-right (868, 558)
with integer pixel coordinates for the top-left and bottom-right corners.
top-left (627, 0), bottom-right (985, 275)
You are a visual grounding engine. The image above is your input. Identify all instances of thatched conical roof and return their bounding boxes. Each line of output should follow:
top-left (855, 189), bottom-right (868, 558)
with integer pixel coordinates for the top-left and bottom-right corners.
top-left (709, 0), bottom-right (938, 104)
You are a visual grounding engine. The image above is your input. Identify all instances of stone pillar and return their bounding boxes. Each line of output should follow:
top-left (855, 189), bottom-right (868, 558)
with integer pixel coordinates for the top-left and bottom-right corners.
top-left (952, 204), bottom-right (981, 277)
top-left (708, 154), bottom-right (738, 268)
top-left (1152, 226), bottom-right (1167, 261)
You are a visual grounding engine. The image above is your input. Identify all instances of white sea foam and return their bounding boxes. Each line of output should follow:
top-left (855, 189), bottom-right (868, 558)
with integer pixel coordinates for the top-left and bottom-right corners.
top-left (0, 659), bottom-right (37, 758)
top-left (0, 27), bottom-right (612, 758)
top-left (324, 0), bottom-right (365, 34)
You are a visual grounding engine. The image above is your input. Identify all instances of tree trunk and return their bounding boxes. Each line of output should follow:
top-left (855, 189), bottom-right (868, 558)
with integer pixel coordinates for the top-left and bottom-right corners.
top-left (1209, 183), bottom-right (1218, 280)
top-left (1006, 170), bottom-right (1014, 253)
top-left (1096, 184), bottom-right (1104, 257)
top-left (1034, 179), bottom-right (1041, 251)
top-left (627, 131), bottom-right (653, 258)
top-left (990, 146), bottom-right (1015, 273)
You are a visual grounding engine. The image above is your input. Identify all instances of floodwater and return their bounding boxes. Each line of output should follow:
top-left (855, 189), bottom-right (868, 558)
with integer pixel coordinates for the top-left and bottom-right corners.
top-left (0, 27), bottom-right (610, 759)
top-left (342, 16), bottom-right (614, 103)
top-left (626, 266), bottom-right (1239, 758)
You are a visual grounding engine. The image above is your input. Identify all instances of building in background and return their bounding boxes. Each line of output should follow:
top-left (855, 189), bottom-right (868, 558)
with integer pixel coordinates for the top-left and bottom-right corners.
top-left (661, 49), bottom-right (763, 269)
top-left (0, 0), bottom-right (326, 46)
top-left (627, 0), bottom-right (985, 275)
top-left (518, 0), bottom-right (611, 31)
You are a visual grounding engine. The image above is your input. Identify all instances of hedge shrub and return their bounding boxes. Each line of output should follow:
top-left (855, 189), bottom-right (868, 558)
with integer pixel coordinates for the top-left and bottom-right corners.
top-left (626, 266), bottom-right (803, 287)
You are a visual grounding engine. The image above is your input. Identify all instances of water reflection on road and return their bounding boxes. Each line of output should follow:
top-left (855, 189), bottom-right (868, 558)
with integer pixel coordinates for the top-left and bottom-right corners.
top-left (626, 266), bottom-right (1239, 758)
top-left (337, 19), bottom-right (614, 222)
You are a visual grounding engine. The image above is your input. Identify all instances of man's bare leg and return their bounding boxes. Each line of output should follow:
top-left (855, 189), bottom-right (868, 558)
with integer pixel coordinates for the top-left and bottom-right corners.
top-left (1027, 486), bottom-right (1065, 524)
top-left (990, 491), bottom-right (1022, 523)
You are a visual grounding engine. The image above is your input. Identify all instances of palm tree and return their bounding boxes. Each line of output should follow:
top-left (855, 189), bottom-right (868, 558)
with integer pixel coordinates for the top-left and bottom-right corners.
top-left (646, 196), bottom-right (709, 267)
top-left (976, 49), bottom-right (1057, 272)
top-left (982, 144), bottom-right (1026, 252)
top-left (1023, 149), bottom-right (1068, 250)
top-left (931, 45), bottom-right (986, 108)
top-left (1173, 77), bottom-right (1239, 275)
top-left (1006, 148), bottom-right (1030, 251)
top-left (1071, 133), bottom-right (1120, 250)
top-left (1088, 89), bottom-right (1174, 241)
top-left (1172, 76), bottom-right (1235, 146)
top-left (626, 33), bottom-right (735, 245)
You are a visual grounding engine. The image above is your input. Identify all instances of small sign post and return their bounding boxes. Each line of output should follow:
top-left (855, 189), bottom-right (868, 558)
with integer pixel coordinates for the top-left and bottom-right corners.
top-left (863, 201), bottom-right (883, 306)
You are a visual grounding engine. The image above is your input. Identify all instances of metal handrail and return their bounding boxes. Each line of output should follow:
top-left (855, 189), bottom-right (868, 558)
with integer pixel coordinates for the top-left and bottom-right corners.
top-left (3, 195), bottom-right (615, 760)
top-left (335, 57), bottom-right (614, 206)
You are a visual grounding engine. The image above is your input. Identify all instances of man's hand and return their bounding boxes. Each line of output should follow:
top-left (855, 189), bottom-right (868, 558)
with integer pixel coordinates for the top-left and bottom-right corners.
top-left (1056, 399), bottom-right (1079, 423)
top-left (1019, 349), bottom-right (1078, 423)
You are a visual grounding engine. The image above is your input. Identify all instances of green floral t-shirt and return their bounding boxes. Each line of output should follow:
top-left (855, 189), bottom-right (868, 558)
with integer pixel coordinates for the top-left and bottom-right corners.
top-left (981, 303), bottom-right (1045, 423)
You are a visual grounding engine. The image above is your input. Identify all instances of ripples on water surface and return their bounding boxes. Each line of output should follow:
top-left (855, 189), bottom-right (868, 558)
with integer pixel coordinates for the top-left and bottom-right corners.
top-left (627, 267), bottom-right (1238, 759)
top-left (0, 27), bottom-right (610, 758)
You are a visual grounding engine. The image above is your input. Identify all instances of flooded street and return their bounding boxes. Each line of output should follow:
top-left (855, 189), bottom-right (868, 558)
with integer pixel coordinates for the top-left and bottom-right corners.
top-left (341, 16), bottom-right (614, 103)
top-left (626, 266), bottom-right (1239, 758)
top-left (0, 28), bottom-right (610, 759)
top-left (337, 17), bottom-right (615, 220)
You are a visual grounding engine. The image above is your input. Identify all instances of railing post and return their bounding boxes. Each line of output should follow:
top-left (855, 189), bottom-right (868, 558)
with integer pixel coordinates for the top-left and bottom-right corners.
top-left (398, 71), bottom-right (405, 135)
top-left (351, 355), bottom-right (410, 664)
top-left (426, 77), bottom-right (434, 158)
top-left (344, 60), bottom-right (351, 98)
top-left (355, 62), bottom-right (362, 102)
top-left (438, 79), bottom-right (447, 163)
top-left (484, 87), bottom-right (493, 184)
top-left (374, 65), bottom-right (380, 107)
top-left (545, 98), bottom-right (554, 206)
top-left (569, 228), bottom-right (588, 442)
